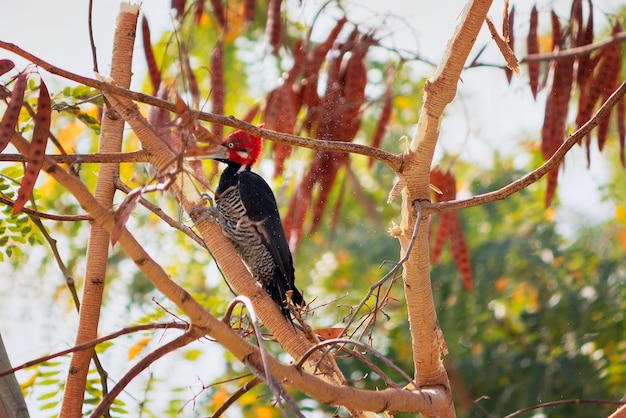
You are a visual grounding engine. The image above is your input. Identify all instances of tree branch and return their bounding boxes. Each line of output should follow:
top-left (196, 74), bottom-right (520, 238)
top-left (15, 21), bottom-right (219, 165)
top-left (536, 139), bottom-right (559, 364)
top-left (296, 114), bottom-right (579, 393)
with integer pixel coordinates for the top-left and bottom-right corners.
top-left (396, 2), bottom-right (495, 417)
top-left (59, 5), bottom-right (139, 416)
top-left (0, 322), bottom-right (187, 378)
top-left (91, 327), bottom-right (202, 418)
top-left (0, 150), bottom-right (149, 164)
top-left (426, 78), bottom-right (626, 214)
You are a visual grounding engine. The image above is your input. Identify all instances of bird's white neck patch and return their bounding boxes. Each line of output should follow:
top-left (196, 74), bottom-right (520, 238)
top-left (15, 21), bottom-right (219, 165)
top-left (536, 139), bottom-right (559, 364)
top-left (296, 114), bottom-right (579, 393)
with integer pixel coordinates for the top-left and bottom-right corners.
top-left (237, 165), bottom-right (247, 173)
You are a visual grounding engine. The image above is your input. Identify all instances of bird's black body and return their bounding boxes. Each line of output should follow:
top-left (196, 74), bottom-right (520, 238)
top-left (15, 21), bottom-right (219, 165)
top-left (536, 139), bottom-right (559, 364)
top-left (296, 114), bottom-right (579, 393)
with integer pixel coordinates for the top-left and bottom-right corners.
top-left (214, 156), bottom-right (304, 320)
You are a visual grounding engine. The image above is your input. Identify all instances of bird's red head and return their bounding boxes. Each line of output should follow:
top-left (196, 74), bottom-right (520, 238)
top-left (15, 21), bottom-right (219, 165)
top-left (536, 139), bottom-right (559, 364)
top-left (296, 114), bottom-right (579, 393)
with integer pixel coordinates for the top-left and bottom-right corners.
top-left (222, 129), bottom-right (264, 167)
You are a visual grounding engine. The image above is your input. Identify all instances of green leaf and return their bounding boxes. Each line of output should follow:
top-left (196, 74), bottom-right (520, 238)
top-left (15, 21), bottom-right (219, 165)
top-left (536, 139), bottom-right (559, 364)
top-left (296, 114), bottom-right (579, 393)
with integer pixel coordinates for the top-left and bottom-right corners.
top-left (183, 348), bottom-right (203, 361)
top-left (37, 391), bottom-right (58, 401)
top-left (39, 401), bottom-right (58, 410)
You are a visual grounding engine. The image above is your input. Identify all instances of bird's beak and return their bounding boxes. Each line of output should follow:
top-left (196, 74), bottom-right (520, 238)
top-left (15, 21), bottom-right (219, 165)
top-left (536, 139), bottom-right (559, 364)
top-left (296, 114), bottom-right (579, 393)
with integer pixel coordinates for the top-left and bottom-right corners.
top-left (185, 143), bottom-right (228, 160)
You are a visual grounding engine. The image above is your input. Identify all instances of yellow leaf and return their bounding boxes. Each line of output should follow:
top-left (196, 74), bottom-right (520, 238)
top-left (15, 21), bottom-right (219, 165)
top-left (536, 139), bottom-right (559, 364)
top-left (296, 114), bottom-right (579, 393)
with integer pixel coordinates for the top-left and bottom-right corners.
top-left (56, 120), bottom-right (83, 151)
top-left (545, 207), bottom-right (556, 222)
top-left (128, 337), bottom-right (151, 360)
top-left (255, 406), bottom-right (275, 418)
top-left (212, 388), bottom-right (229, 409)
top-left (616, 206), bottom-right (626, 225)
top-left (20, 371), bottom-right (40, 393)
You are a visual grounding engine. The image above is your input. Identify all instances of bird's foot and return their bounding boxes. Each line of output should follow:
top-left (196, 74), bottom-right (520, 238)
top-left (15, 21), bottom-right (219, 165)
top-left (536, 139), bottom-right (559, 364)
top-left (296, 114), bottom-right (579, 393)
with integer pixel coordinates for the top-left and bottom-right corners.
top-left (190, 203), bottom-right (219, 226)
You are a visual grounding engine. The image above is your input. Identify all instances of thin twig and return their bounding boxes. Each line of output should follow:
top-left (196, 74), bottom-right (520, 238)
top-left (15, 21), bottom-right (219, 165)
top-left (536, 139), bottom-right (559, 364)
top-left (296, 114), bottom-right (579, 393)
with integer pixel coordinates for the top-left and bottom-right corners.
top-left (0, 322), bottom-right (187, 378)
top-left (336, 345), bottom-right (400, 388)
top-left (224, 296), bottom-right (304, 418)
top-left (212, 377), bottom-right (262, 418)
top-left (114, 178), bottom-right (208, 250)
top-left (428, 79), bottom-right (626, 215)
top-left (503, 398), bottom-right (625, 418)
top-left (0, 195), bottom-right (91, 221)
top-left (294, 337), bottom-right (440, 418)
top-left (90, 327), bottom-right (201, 418)
top-left (88, 0), bottom-right (98, 73)
top-left (25, 201), bottom-right (82, 311)
top-left (0, 150), bottom-right (150, 164)
top-left (294, 338), bottom-right (418, 390)
top-left (470, 31), bottom-right (626, 69)
top-left (522, 32), bottom-right (626, 63)
top-left (338, 200), bottom-right (423, 338)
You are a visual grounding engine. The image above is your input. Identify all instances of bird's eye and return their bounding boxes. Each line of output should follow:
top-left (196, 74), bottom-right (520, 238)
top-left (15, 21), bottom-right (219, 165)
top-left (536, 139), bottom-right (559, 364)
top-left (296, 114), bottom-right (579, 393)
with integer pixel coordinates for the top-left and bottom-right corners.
top-left (227, 142), bottom-right (235, 149)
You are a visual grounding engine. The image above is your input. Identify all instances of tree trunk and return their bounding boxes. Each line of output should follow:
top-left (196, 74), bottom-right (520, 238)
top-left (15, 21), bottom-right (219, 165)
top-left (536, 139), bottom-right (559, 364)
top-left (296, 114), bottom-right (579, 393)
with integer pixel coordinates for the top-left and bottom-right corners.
top-left (59, 4), bottom-right (139, 416)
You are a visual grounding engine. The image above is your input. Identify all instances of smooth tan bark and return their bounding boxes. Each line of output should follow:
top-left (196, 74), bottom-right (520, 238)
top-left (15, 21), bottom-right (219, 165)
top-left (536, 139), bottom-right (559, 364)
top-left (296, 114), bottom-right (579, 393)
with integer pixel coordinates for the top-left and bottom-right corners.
top-left (395, 1), bottom-right (494, 416)
top-left (59, 4), bottom-right (139, 417)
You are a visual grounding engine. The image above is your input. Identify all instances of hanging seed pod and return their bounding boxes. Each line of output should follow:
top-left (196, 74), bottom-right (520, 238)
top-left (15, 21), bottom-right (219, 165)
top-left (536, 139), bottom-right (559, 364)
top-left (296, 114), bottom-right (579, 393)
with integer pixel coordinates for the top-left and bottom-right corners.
top-left (210, 38), bottom-right (224, 138)
top-left (193, 0), bottom-right (203, 23)
top-left (0, 71), bottom-right (29, 153)
top-left (617, 97), bottom-right (625, 167)
top-left (596, 21), bottom-right (622, 151)
top-left (209, 0), bottom-right (226, 29)
top-left (265, 0), bottom-right (282, 56)
top-left (369, 67), bottom-right (393, 167)
top-left (527, 5), bottom-right (540, 99)
top-left (14, 79), bottom-right (51, 214)
top-left (0, 59), bottom-right (15, 77)
top-left (244, 0), bottom-right (256, 27)
top-left (171, 0), bottom-right (186, 19)
top-left (141, 16), bottom-right (161, 95)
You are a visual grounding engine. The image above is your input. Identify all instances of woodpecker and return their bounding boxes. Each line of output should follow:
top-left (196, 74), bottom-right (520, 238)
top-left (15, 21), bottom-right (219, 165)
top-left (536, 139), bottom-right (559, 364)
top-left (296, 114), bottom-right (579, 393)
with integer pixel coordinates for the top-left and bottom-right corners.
top-left (208, 129), bottom-right (304, 320)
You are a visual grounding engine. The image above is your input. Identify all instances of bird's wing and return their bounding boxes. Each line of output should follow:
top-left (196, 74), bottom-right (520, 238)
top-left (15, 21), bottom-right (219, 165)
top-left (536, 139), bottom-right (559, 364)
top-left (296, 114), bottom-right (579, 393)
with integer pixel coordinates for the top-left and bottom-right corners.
top-left (237, 171), bottom-right (296, 287)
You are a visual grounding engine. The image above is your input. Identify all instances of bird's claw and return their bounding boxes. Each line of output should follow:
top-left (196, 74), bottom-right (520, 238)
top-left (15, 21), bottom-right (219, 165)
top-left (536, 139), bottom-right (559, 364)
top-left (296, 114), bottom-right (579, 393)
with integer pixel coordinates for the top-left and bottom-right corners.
top-left (190, 204), bottom-right (220, 226)
top-left (199, 193), bottom-right (215, 207)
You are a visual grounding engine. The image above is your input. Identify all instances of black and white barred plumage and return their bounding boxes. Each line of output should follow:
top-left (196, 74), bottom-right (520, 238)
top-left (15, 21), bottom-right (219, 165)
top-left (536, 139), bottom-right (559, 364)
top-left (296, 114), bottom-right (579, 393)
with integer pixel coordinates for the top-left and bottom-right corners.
top-left (213, 130), bottom-right (304, 320)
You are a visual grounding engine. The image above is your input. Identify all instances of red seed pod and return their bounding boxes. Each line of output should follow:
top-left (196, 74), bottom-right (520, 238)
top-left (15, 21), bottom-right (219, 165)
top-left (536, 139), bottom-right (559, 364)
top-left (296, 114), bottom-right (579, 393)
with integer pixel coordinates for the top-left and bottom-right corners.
top-left (429, 169), bottom-right (452, 263)
top-left (597, 21), bottom-right (622, 151)
top-left (617, 97), bottom-right (625, 167)
top-left (265, 0), bottom-right (282, 56)
top-left (171, 0), bottom-right (186, 19)
top-left (449, 216), bottom-right (473, 292)
top-left (369, 68), bottom-right (393, 167)
top-left (0, 71), bottom-right (29, 153)
top-left (308, 151), bottom-right (348, 235)
top-left (283, 169), bottom-right (315, 251)
top-left (527, 6), bottom-right (540, 99)
top-left (299, 17), bottom-right (347, 122)
top-left (264, 84), bottom-right (298, 177)
top-left (0, 59), bottom-right (15, 77)
top-left (141, 16), bottom-right (161, 95)
top-left (14, 79), bottom-right (51, 214)
top-left (210, 39), bottom-right (224, 139)
top-left (209, 0), bottom-right (226, 29)
top-left (541, 56), bottom-right (574, 207)
top-left (244, 0), bottom-right (256, 27)
top-left (429, 169), bottom-right (472, 290)
top-left (193, 0), bottom-right (203, 23)
top-left (576, 0), bottom-right (594, 89)
top-left (570, 0), bottom-right (584, 45)
top-left (575, 52), bottom-right (602, 132)
top-left (550, 10), bottom-right (562, 51)
top-left (544, 169), bottom-right (558, 208)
